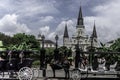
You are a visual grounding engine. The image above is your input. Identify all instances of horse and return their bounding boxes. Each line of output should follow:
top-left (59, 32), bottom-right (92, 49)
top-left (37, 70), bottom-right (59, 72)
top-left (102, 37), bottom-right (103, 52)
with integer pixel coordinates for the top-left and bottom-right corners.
top-left (50, 58), bottom-right (70, 78)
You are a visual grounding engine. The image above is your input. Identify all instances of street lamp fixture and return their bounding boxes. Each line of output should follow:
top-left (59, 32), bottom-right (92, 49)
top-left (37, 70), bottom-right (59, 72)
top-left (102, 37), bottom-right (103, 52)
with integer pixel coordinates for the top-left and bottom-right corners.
top-left (90, 36), bottom-right (93, 51)
top-left (88, 36), bottom-right (94, 71)
top-left (55, 35), bottom-right (59, 49)
top-left (41, 35), bottom-right (45, 48)
top-left (77, 31), bottom-right (81, 48)
top-left (54, 35), bottom-right (59, 60)
top-left (40, 35), bottom-right (46, 77)
top-left (41, 35), bottom-right (45, 40)
top-left (75, 31), bottom-right (81, 68)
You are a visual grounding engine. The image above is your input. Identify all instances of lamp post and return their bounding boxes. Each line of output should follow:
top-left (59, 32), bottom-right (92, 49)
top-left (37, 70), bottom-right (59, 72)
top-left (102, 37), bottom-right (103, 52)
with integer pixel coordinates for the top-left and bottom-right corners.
top-left (54, 35), bottom-right (59, 60)
top-left (75, 32), bottom-right (81, 68)
top-left (55, 35), bottom-right (59, 49)
top-left (40, 35), bottom-right (46, 77)
top-left (90, 36), bottom-right (93, 51)
top-left (88, 36), bottom-right (94, 70)
top-left (42, 35), bottom-right (45, 48)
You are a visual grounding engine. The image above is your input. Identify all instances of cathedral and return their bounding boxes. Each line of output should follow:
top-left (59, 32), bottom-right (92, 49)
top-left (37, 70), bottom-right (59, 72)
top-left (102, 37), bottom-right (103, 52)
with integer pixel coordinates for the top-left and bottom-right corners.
top-left (63, 6), bottom-right (99, 51)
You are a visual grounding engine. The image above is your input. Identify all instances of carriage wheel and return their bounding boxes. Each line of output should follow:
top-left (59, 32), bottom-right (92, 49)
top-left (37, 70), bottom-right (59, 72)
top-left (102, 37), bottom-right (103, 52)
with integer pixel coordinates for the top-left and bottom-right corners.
top-left (70, 69), bottom-right (81, 80)
top-left (18, 67), bottom-right (33, 80)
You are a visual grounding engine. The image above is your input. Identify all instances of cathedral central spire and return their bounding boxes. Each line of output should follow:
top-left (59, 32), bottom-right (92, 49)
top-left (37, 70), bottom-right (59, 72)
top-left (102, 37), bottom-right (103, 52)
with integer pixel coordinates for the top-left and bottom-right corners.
top-left (77, 6), bottom-right (84, 25)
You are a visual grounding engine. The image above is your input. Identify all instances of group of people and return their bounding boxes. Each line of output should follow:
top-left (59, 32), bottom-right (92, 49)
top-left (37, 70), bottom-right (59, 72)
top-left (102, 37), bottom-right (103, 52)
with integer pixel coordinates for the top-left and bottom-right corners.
top-left (78, 55), bottom-right (108, 70)
top-left (79, 54), bottom-right (88, 69)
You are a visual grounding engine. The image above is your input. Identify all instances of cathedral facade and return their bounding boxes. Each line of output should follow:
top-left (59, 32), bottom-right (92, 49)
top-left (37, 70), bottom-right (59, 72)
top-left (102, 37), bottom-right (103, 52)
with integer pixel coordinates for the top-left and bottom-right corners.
top-left (63, 6), bottom-right (99, 51)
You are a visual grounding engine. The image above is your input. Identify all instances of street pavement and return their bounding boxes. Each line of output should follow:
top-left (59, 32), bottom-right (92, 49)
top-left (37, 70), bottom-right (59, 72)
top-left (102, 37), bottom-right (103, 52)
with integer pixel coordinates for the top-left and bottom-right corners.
top-left (32, 64), bottom-right (119, 80)
top-left (0, 64), bottom-right (119, 80)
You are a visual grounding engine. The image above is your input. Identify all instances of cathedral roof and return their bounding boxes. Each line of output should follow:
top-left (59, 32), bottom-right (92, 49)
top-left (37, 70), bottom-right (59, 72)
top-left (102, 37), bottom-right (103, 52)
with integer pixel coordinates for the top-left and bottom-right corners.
top-left (44, 40), bottom-right (55, 44)
top-left (63, 23), bottom-right (69, 38)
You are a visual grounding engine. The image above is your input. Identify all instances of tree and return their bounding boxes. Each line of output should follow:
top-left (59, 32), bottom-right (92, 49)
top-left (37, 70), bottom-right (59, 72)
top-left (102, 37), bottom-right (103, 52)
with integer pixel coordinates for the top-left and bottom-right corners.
top-left (97, 42), bottom-right (110, 52)
top-left (110, 38), bottom-right (120, 52)
top-left (45, 48), bottom-right (54, 56)
top-left (109, 38), bottom-right (120, 62)
top-left (0, 32), bottom-right (13, 46)
top-left (97, 41), bottom-right (119, 64)
top-left (59, 46), bottom-right (69, 57)
top-left (6, 33), bottom-right (40, 50)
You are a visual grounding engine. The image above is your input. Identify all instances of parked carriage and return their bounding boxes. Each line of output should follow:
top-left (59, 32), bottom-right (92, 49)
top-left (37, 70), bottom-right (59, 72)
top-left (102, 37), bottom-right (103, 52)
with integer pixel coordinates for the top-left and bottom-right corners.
top-left (0, 50), bottom-right (34, 78)
top-left (70, 51), bottom-right (120, 80)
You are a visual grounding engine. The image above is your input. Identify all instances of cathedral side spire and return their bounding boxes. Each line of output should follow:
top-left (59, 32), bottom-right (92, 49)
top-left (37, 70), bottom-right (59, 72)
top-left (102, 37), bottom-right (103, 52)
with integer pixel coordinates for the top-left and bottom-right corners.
top-left (77, 6), bottom-right (84, 26)
top-left (63, 22), bottom-right (70, 47)
top-left (63, 22), bottom-right (69, 38)
top-left (91, 21), bottom-right (97, 38)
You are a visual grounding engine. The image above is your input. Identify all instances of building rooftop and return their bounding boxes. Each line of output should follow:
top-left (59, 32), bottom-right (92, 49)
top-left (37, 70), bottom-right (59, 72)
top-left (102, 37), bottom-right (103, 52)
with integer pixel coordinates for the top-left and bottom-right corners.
top-left (44, 40), bottom-right (55, 44)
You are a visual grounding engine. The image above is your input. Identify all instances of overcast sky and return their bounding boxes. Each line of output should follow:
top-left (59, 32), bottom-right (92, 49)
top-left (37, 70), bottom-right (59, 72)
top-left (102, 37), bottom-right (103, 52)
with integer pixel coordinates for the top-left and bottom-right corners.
top-left (0, 0), bottom-right (120, 44)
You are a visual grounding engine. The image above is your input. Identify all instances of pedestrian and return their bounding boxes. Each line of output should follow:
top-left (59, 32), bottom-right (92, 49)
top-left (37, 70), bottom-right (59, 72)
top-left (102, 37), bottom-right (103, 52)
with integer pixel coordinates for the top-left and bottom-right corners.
top-left (82, 55), bottom-right (88, 69)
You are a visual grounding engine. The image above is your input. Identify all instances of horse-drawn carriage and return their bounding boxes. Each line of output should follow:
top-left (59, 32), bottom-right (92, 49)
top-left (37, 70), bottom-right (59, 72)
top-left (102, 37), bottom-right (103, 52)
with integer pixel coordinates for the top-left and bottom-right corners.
top-left (0, 50), bottom-right (34, 79)
top-left (70, 51), bottom-right (120, 80)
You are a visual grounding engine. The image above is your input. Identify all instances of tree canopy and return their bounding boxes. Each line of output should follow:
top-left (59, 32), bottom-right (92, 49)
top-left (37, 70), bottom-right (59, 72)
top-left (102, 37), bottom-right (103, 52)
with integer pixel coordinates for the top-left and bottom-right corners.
top-left (0, 32), bottom-right (40, 51)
